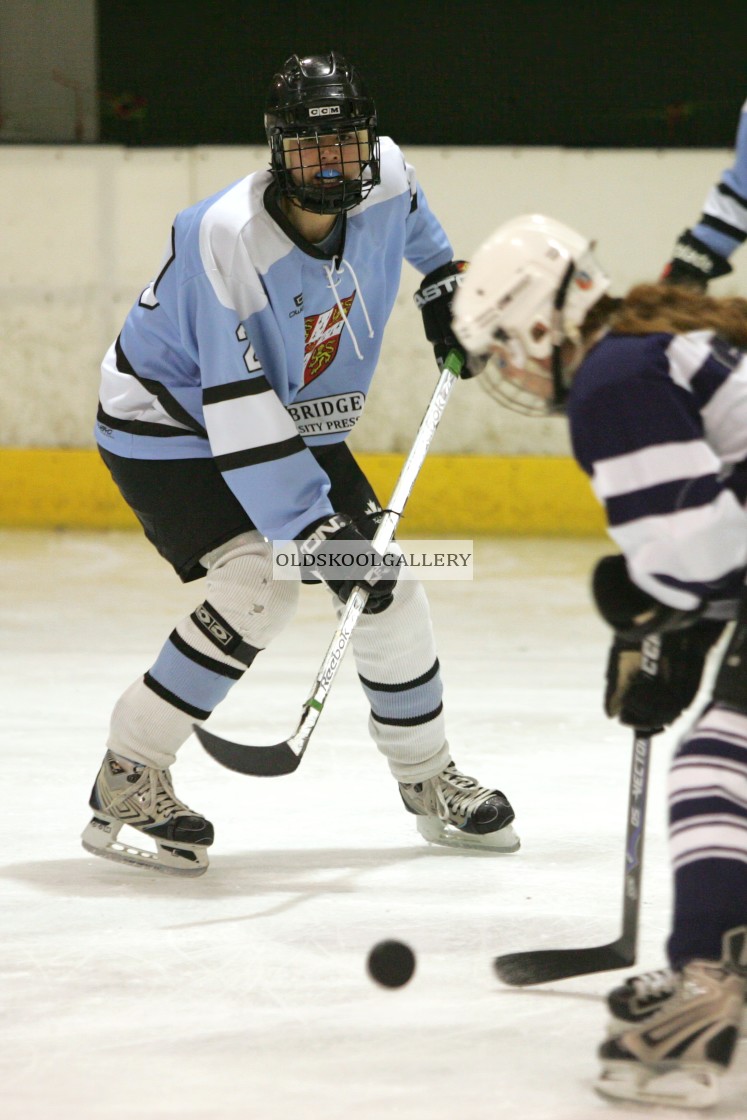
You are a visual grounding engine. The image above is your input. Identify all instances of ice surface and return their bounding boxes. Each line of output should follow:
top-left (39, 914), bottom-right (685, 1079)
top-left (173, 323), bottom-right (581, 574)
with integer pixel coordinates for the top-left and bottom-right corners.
top-left (2, 530), bottom-right (745, 1119)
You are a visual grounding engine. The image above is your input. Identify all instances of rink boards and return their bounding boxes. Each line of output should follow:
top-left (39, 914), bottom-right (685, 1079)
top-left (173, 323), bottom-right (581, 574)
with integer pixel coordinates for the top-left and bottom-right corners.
top-left (0, 448), bottom-right (605, 535)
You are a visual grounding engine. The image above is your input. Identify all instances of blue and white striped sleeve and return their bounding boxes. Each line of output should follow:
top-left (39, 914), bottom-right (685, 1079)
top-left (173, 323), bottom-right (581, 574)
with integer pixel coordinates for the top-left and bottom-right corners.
top-left (693, 99), bottom-right (747, 261)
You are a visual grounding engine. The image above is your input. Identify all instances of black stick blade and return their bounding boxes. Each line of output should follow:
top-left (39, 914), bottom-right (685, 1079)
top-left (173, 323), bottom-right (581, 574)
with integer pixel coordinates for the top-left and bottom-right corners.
top-left (494, 942), bottom-right (633, 986)
top-left (195, 726), bottom-right (301, 776)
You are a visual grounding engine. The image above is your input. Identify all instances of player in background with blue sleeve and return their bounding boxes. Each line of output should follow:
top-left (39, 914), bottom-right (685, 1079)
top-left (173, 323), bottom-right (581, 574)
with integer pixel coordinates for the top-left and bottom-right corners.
top-left (663, 98), bottom-right (747, 288)
top-left (81, 52), bottom-right (519, 877)
top-left (453, 215), bottom-right (747, 1109)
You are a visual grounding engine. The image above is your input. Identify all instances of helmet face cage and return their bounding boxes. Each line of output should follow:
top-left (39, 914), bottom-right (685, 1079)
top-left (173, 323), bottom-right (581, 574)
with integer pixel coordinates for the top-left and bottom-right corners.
top-left (265, 53), bottom-right (381, 215)
top-left (480, 349), bottom-right (556, 417)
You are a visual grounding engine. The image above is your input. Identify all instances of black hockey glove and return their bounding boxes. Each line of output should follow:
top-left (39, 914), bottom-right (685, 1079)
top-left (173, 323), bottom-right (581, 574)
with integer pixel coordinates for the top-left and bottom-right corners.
top-left (592, 554), bottom-right (705, 640)
top-left (592, 553), bottom-right (724, 731)
top-left (297, 513), bottom-right (398, 614)
top-left (661, 228), bottom-right (732, 291)
top-left (604, 621), bottom-right (725, 732)
top-left (414, 261), bottom-right (478, 376)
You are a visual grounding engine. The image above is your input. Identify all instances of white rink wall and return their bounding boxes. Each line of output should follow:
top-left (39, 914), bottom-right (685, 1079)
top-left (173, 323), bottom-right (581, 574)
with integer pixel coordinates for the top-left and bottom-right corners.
top-left (3, 144), bottom-right (746, 454)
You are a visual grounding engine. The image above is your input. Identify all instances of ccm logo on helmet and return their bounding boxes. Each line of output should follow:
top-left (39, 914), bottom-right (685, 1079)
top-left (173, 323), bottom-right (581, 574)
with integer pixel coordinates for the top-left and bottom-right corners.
top-left (309, 105), bottom-right (342, 117)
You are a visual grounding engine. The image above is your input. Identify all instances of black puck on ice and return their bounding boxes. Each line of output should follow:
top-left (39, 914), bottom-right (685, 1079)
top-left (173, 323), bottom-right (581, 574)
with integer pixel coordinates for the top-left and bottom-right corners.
top-left (366, 939), bottom-right (416, 988)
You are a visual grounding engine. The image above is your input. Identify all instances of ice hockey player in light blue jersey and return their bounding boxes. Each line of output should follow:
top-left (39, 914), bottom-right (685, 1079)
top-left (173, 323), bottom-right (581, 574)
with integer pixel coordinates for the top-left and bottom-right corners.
top-left (663, 98), bottom-right (747, 288)
top-left (82, 52), bottom-right (519, 877)
top-left (453, 215), bottom-right (747, 1109)
top-left (96, 125), bottom-right (452, 541)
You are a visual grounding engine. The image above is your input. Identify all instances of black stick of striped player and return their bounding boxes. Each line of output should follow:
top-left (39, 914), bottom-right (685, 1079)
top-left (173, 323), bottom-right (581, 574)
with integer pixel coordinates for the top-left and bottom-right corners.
top-left (494, 634), bottom-right (661, 985)
top-left (194, 349), bottom-right (464, 777)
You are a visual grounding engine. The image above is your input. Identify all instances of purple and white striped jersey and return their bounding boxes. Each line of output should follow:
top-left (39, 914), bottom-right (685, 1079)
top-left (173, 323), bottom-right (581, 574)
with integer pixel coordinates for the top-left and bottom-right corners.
top-left (95, 137), bottom-right (453, 542)
top-left (568, 317), bottom-right (747, 975)
top-left (568, 329), bottom-right (747, 614)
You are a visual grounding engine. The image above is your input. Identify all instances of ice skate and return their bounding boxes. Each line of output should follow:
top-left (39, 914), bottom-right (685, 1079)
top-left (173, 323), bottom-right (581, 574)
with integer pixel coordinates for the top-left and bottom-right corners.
top-left (399, 760), bottom-right (519, 852)
top-left (607, 964), bottom-right (747, 1037)
top-left (81, 750), bottom-right (214, 876)
top-left (595, 927), bottom-right (747, 1109)
top-left (607, 966), bottom-right (679, 1030)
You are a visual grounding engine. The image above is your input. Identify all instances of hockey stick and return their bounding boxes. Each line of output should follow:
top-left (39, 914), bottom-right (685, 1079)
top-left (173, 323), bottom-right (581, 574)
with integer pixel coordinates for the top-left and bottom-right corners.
top-left (195, 348), bottom-right (465, 777)
top-left (494, 634), bottom-right (661, 986)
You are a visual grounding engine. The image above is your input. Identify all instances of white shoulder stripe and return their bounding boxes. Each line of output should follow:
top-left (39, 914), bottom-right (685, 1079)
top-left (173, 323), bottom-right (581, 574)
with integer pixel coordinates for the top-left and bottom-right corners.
top-left (591, 439), bottom-right (719, 501)
top-left (199, 172), bottom-right (289, 317)
top-left (350, 137), bottom-right (410, 215)
top-left (665, 331), bottom-right (715, 391)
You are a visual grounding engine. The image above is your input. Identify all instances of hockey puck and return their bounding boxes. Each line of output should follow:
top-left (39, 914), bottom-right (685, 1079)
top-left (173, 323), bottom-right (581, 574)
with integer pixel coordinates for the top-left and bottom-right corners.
top-left (366, 939), bottom-right (416, 988)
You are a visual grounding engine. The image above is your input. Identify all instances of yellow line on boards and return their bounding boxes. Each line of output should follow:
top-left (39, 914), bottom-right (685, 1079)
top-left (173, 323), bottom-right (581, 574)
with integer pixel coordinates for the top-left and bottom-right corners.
top-left (0, 448), bottom-right (605, 534)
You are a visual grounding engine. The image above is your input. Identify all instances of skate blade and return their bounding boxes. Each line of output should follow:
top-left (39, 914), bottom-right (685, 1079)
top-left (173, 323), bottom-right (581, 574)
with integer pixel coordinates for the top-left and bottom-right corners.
top-left (594, 1060), bottom-right (719, 1110)
top-left (416, 817), bottom-right (520, 853)
top-left (81, 818), bottom-right (209, 877)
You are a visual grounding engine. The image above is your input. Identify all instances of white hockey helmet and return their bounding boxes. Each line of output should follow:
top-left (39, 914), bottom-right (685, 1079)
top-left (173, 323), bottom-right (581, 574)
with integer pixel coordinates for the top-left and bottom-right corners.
top-left (453, 214), bottom-right (610, 414)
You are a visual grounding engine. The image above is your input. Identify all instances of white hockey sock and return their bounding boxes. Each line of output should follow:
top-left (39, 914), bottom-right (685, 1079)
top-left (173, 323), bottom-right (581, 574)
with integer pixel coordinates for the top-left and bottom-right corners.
top-left (107, 676), bottom-right (195, 769)
top-left (349, 578), bottom-right (449, 782)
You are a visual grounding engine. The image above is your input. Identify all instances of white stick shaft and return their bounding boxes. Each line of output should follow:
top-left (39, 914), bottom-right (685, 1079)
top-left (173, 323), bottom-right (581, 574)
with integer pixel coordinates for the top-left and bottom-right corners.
top-left (308, 356), bottom-right (462, 709)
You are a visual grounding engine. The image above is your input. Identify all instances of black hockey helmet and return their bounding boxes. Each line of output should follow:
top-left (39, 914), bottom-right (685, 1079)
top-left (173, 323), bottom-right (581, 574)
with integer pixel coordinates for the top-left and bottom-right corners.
top-left (264, 52), bottom-right (381, 214)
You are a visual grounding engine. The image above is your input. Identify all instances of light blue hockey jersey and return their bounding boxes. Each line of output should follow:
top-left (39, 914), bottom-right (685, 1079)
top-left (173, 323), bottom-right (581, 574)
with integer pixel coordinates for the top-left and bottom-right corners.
top-left (96, 137), bottom-right (453, 541)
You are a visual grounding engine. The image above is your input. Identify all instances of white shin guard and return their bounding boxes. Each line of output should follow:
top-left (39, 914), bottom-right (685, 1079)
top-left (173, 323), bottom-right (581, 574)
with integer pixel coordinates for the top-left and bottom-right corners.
top-left (108, 532), bottom-right (299, 768)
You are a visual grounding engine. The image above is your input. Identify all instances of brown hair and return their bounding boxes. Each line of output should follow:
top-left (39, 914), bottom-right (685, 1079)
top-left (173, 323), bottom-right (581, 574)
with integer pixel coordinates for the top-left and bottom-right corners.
top-left (602, 283), bottom-right (747, 348)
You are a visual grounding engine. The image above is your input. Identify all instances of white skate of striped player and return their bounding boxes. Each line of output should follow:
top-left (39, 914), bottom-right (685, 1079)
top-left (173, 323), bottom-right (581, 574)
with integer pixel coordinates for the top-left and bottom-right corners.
top-left (81, 750), bottom-right (214, 876)
top-left (596, 1063), bottom-right (721, 1111)
top-left (595, 928), bottom-right (747, 1110)
top-left (399, 760), bottom-right (519, 852)
top-left (607, 965), bottom-right (747, 1037)
top-left (607, 967), bottom-right (678, 1030)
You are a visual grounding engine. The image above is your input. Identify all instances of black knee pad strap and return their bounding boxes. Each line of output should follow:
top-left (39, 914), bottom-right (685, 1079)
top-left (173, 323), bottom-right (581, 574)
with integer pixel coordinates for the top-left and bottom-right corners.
top-left (191, 601), bottom-right (261, 667)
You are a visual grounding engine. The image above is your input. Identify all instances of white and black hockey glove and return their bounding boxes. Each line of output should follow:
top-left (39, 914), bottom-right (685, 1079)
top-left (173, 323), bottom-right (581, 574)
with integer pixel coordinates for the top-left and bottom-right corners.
top-left (661, 228), bottom-right (732, 291)
top-left (297, 513), bottom-right (398, 614)
top-left (414, 260), bottom-right (479, 376)
top-left (593, 554), bottom-right (724, 732)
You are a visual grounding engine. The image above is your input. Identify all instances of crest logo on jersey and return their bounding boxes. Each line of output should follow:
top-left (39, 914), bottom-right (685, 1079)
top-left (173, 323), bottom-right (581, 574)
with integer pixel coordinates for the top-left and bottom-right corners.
top-left (303, 293), bottom-right (356, 385)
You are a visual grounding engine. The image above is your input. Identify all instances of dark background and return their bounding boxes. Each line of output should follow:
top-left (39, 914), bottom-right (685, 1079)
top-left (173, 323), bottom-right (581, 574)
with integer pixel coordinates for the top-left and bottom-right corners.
top-left (97, 1), bottom-right (747, 148)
